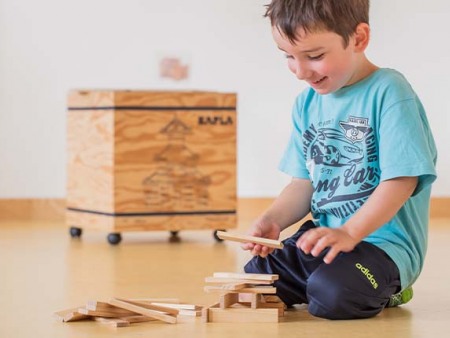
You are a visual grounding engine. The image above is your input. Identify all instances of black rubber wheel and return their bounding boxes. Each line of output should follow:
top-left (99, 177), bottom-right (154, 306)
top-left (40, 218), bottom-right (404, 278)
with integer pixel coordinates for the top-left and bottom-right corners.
top-left (107, 233), bottom-right (122, 245)
top-left (69, 227), bottom-right (82, 238)
top-left (169, 231), bottom-right (181, 243)
top-left (213, 229), bottom-right (225, 242)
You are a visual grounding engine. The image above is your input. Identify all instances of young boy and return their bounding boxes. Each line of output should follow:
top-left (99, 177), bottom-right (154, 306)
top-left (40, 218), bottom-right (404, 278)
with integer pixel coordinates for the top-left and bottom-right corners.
top-left (242, 0), bottom-right (437, 320)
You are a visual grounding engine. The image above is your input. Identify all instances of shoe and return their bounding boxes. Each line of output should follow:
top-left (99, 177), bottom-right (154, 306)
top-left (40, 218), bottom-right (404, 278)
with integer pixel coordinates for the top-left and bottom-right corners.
top-left (387, 286), bottom-right (413, 307)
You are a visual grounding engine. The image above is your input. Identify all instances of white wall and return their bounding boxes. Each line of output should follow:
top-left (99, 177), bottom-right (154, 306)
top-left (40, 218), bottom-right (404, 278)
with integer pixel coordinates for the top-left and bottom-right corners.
top-left (0, 0), bottom-right (448, 198)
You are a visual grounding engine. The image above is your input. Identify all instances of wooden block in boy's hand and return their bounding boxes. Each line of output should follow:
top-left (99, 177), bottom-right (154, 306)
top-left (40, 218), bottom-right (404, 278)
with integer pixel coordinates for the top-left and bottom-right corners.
top-left (216, 231), bottom-right (283, 249)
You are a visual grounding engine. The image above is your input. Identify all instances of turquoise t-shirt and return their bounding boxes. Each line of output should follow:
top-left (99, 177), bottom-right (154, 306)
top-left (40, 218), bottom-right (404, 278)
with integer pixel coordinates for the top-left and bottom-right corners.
top-left (279, 68), bottom-right (437, 289)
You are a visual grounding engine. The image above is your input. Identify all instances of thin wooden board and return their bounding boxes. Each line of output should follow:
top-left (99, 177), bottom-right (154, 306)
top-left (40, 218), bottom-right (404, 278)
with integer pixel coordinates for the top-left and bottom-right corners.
top-left (207, 305), bottom-right (279, 323)
top-left (118, 315), bottom-right (157, 323)
top-left (216, 231), bottom-right (283, 249)
top-left (150, 303), bottom-right (202, 311)
top-left (85, 301), bottom-right (137, 315)
top-left (53, 307), bottom-right (89, 322)
top-left (108, 298), bottom-right (177, 324)
top-left (213, 272), bottom-right (278, 282)
top-left (204, 286), bottom-right (277, 294)
top-left (93, 317), bottom-right (130, 327)
top-left (205, 277), bottom-right (272, 285)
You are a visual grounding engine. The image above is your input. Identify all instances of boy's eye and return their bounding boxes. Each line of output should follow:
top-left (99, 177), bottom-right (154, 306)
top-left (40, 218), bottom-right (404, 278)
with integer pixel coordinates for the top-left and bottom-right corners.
top-left (308, 53), bottom-right (324, 61)
top-left (284, 54), bottom-right (294, 59)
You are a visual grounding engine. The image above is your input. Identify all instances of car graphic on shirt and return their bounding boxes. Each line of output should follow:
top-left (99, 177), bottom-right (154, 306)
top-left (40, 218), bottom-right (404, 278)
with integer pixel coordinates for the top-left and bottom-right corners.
top-left (310, 128), bottom-right (364, 167)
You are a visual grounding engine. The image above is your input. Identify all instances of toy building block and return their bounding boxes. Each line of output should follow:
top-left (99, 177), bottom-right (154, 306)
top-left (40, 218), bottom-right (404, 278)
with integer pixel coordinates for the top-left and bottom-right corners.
top-left (118, 315), bottom-right (157, 323)
top-left (204, 285), bottom-right (277, 294)
top-left (216, 231), bottom-right (283, 249)
top-left (202, 272), bottom-right (285, 323)
top-left (86, 300), bottom-right (136, 313)
top-left (206, 303), bottom-right (279, 323)
top-left (220, 293), bottom-right (239, 309)
top-left (93, 317), bottom-right (130, 328)
top-left (53, 307), bottom-right (89, 322)
top-left (127, 298), bottom-right (180, 304)
top-left (205, 276), bottom-right (272, 285)
top-left (108, 298), bottom-right (178, 324)
top-left (213, 272), bottom-right (279, 281)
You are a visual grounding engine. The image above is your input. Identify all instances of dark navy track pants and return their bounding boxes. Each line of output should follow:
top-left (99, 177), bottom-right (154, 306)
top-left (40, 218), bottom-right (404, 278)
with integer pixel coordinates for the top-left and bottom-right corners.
top-left (244, 220), bottom-right (401, 320)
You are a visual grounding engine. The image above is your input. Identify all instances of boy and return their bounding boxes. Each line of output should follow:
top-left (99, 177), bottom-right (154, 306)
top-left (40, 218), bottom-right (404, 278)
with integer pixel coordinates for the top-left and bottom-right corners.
top-left (242, 0), bottom-right (437, 320)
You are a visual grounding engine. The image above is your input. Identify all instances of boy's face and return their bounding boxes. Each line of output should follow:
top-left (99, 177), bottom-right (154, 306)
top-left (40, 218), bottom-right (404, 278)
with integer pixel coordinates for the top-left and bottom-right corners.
top-left (273, 27), bottom-right (362, 94)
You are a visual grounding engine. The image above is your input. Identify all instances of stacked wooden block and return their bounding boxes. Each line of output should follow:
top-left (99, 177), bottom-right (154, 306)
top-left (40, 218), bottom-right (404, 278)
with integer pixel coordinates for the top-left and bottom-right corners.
top-left (54, 298), bottom-right (202, 327)
top-left (202, 272), bottom-right (286, 323)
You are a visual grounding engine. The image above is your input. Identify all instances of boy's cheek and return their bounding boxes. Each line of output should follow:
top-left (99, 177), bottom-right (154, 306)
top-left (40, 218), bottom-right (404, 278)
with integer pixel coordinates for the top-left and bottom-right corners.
top-left (287, 62), bottom-right (297, 75)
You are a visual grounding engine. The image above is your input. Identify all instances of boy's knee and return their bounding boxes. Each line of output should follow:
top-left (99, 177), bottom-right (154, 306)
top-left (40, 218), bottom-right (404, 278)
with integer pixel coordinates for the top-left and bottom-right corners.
top-left (244, 255), bottom-right (272, 275)
top-left (306, 271), bottom-right (382, 320)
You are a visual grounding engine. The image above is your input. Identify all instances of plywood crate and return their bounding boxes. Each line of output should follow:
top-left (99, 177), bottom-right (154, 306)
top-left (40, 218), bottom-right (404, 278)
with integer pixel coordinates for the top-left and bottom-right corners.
top-left (66, 90), bottom-right (237, 242)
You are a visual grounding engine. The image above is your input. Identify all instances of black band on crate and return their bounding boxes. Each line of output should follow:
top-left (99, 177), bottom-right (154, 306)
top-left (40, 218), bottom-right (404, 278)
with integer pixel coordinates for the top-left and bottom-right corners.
top-left (66, 207), bottom-right (236, 217)
top-left (68, 106), bottom-right (236, 111)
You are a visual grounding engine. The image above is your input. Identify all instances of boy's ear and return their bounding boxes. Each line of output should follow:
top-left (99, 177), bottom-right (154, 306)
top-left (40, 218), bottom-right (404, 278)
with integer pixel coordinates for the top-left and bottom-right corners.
top-left (353, 23), bottom-right (370, 52)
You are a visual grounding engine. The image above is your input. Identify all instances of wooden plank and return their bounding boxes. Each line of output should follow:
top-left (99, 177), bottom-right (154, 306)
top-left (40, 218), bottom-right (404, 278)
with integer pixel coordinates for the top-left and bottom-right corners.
top-left (204, 286), bottom-right (277, 294)
top-left (213, 272), bottom-right (278, 282)
top-left (149, 303), bottom-right (201, 311)
top-left (216, 231), bottom-right (283, 249)
top-left (93, 317), bottom-right (130, 327)
top-left (238, 302), bottom-right (285, 316)
top-left (178, 309), bottom-right (202, 317)
top-left (118, 315), bottom-right (157, 323)
top-left (120, 299), bottom-right (180, 316)
top-left (205, 277), bottom-right (272, 285)
top-left (53, 307), bottom-right (89, 322)
top-left (108, 298), bottom-right (177, 324)
top-left (263, 295), bottom-right (283, 303)
top-left (129, 298), bottom-right (180, 304)
top-left (208, 306), bottom-right (279, 323)
top-left (201, 303), bottom-right (219, 323)
top-left (220, 293), bottom-right (239, 309)
top-left (78, 308), bottom-right (135, 318)
top-left (251, 294), bottom-right (263, 309)
top-left (221, 283), bottom-right (248, 291)
top-left (85, 301), bottom-right (137, 315)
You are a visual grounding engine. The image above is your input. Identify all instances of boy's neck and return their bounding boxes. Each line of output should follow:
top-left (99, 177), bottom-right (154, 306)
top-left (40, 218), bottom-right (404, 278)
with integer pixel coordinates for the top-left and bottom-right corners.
top-left (348, 56), bottom-right (379, 87)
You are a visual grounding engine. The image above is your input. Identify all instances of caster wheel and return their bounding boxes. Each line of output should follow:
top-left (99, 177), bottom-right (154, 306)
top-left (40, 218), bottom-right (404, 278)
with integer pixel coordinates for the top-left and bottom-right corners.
top-left (169, 231), bottom-right (181, 243)
top-left (107, 233), bottom-right (122, 245)
top-left (213, 229), bottom-right (225, 242)
top-left (69, 227), bottom-right (82, 238)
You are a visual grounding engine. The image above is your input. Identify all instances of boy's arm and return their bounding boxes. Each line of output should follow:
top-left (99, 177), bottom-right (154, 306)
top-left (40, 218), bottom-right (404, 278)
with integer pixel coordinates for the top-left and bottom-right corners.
top-left (298, 176), bottom-right (418, 264)
top-left (242, 177), bottom-right (313, 257)
top-left (261, 177), bottom-right (314, 231)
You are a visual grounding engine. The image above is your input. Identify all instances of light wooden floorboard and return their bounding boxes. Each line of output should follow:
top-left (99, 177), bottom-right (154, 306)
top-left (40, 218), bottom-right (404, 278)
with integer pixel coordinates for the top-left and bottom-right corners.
top-left (0, 200), bottom-right (448, 337)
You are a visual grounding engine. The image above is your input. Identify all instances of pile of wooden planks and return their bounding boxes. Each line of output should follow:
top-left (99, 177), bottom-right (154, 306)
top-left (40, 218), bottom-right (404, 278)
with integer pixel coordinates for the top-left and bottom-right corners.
top-left (202, 272), bottom-right (286, 323)
top-left (54, 298), bottom-right (203, 327)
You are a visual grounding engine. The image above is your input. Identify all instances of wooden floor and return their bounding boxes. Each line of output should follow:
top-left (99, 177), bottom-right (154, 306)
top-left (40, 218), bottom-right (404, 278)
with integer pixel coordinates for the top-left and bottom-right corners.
top-left (0, 199), bottom-right (448, 338)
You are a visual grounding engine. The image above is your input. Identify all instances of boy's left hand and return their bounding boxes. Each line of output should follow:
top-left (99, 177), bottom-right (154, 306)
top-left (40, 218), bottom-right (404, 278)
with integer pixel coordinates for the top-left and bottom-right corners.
top-left (296, 227), bottom-right (359, 264)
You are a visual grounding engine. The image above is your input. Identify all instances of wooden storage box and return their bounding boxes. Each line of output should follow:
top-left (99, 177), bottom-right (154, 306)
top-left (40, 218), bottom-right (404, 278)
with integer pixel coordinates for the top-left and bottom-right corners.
top-left (66, 90), bottom-right (237, 243)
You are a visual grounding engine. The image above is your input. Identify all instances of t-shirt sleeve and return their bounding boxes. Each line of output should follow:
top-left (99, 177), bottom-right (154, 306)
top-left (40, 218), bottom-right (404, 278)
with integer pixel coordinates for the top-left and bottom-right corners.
top-left (378, 98), bottom-right (437, 195)
top-left (278, 103), bottom-right (310, 179)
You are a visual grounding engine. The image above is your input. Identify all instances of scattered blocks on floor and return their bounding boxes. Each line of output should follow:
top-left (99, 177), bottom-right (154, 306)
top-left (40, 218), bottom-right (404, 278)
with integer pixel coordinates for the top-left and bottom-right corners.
top-left (54, 298), bottom-right (202, 327)
top-left (54, 272), bottom-right (285, 327)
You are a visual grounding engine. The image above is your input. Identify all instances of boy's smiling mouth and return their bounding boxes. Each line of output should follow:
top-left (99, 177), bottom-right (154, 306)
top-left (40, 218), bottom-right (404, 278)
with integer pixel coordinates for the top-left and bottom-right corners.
top-left (312, 76), bottom-right (327, 84)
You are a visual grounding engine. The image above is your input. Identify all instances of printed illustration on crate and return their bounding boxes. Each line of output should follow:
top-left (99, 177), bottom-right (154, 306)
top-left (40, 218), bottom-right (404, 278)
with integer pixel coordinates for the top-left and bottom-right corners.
top-left (142, 115), bottom-right (211, 209)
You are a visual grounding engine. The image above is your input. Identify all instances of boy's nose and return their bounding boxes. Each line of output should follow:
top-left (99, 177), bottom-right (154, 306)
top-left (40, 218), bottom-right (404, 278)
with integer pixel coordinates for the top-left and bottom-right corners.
top-left (294, 63), bottom-right (311, 80)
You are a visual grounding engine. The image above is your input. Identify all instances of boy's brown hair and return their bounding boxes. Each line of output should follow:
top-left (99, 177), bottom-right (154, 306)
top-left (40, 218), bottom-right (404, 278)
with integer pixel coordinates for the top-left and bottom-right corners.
top-left (264, 0), bottom-right (370, 47)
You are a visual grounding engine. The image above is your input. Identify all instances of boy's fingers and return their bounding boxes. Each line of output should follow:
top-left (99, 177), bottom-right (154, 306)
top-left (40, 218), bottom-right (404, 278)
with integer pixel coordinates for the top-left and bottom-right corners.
top-left (323, 246), bottom-right (340, 264)
top-left (241, 242), bottom-right (255, 251)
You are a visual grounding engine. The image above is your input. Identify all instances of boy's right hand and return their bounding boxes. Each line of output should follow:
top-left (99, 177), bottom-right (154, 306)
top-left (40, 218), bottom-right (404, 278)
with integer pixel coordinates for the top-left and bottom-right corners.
top-left (241, 217), bottom-right (281, 258)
